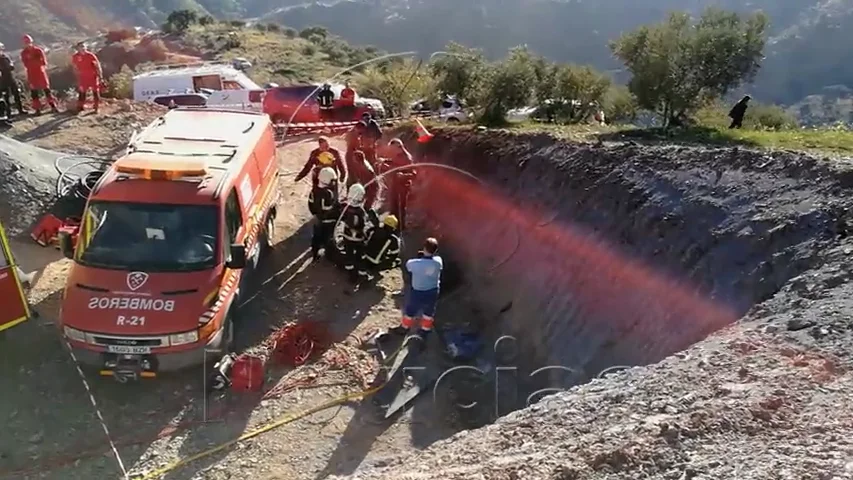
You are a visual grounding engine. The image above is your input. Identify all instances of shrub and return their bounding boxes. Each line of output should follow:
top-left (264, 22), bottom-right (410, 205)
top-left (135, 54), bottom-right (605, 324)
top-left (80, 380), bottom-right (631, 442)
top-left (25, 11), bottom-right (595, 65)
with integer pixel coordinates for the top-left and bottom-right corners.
top-left (106, 65), bottom-right (134, 99)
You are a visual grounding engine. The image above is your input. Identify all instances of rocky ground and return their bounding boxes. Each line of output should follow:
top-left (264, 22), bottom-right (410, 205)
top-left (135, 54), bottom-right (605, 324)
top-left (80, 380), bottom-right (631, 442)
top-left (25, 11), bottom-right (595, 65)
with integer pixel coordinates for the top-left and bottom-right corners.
top-left (2, 118), bottom-right (853, 480)
top-left (330, 133), bottom-right (853, 479)
top-left (0, 99), bottom-right (165, 236)
top-left (0, 133), bottom-right (464, 480)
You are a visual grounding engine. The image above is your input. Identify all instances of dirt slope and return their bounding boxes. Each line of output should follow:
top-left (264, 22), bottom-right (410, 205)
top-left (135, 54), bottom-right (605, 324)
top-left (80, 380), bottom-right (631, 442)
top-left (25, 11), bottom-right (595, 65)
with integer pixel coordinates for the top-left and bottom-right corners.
top-left (331, 131), bottom-right (853, 479)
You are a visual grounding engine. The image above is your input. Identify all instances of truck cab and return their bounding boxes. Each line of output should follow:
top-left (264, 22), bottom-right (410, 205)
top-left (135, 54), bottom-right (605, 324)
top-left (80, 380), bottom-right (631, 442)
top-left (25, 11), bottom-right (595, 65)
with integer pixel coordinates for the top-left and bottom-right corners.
top-left (58, 108), bottom-right (279, 380)
top-left (132, 62), bottom-right (265, 110)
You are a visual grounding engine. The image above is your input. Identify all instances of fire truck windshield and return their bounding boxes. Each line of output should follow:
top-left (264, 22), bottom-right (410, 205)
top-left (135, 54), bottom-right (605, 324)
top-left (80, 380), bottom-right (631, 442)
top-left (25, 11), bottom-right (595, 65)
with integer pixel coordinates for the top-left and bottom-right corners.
top-left (76, 201), bottom-right (219, 272)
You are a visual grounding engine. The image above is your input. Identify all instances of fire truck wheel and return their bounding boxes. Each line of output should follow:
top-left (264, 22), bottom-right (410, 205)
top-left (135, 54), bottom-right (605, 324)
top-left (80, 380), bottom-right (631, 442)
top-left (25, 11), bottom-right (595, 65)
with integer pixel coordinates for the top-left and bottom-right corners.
top-left (222, 311), bottom-right (235, 353)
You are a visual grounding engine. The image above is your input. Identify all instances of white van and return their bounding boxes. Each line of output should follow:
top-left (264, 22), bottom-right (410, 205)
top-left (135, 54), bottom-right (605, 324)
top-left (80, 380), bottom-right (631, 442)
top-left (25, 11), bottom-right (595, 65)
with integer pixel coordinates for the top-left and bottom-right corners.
top-left (132, 61), bottom-right (265, 110)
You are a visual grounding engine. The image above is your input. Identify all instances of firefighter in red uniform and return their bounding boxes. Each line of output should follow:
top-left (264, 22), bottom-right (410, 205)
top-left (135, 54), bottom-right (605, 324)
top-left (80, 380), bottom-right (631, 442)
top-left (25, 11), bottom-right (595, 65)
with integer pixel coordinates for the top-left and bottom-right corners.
top-left (340, 81), bottom-right (355, 106)
top-left (20, 35), bottom-right (58, 115)
top-left (379, 138), bottom-right (416, 230)
top-left (347, 150), bottom-right (378, 210)
top-left (71, 42), bottom-right (102, 113)
top-left (345, 121), bottom-right (364, 171)
top-left (295, 136), bottom-right (346, 188)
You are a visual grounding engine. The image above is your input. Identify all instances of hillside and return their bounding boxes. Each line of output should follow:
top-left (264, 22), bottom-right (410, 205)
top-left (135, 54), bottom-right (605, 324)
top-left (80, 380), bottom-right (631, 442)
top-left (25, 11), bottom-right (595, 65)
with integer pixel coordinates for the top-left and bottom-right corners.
top-left (261, 0), bottom-right (853, 113)
top-left (1, 0), bottom-right (853, 120)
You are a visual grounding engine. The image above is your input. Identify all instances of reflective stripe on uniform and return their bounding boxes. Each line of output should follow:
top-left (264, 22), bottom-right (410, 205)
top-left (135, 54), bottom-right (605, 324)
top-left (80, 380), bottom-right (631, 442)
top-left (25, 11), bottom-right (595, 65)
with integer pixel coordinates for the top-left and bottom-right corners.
top-left (364, 239), bottom-right (392, 264)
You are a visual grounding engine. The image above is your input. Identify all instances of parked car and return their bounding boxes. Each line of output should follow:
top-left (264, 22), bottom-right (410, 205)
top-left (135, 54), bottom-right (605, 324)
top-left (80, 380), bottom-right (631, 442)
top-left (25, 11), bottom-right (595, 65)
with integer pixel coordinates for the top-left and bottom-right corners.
top-left (409, 95), bottom-right (468, 122)
top-left (262, 84), bottom-right (379, 124)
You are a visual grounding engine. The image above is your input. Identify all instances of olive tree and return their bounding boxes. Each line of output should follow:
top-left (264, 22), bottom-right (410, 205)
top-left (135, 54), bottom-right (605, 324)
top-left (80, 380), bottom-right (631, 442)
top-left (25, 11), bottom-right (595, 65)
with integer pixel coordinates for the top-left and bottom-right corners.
top-left (610, 8), bottom-right (768, 127)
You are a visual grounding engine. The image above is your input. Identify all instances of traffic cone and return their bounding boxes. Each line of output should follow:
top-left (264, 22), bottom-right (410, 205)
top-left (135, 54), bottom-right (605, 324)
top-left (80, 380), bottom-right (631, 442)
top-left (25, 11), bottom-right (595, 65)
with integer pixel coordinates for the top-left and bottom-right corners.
top-left (415, 118), bottom-right (433, 143)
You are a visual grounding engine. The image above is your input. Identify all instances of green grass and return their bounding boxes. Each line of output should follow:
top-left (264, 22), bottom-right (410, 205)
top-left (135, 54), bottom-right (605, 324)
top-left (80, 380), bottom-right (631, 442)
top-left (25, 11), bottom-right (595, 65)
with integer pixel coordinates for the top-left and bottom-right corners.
top-left (181, 23), bottom-right (378, 86)
top-left (483, 121), bottom-right (853, 157)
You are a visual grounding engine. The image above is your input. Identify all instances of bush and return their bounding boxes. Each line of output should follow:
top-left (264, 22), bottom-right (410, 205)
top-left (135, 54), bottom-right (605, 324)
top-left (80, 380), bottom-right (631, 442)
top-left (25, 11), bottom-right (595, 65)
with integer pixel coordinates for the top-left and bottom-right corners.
top-left (694, 101), bottom-right (798, 130)
top-left (747, 103), bottom-right (798, 130)
top-left (610, 8), bottom-right (769, 127)
top-left (603, 85), bottom-right (638, 123)
top-left (105, 29), bottom-right (138, 44)
top-left (106, 65), bottom-right (134, 99)
top-left (163, 10), bottom-right (198, 35)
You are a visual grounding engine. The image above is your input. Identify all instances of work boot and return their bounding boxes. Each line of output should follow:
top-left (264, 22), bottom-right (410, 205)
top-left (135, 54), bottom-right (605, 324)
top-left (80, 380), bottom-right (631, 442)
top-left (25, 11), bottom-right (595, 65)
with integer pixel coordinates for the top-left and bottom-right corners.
top-left (389, 325), bottom-right (408, 336)
top-left (416, 328), bottom-right (431, 342)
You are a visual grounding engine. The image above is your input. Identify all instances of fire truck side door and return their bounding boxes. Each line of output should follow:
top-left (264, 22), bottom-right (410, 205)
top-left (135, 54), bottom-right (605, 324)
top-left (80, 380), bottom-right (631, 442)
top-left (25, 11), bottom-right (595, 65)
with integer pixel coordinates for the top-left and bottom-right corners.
top-left (0, 221), bottom-right (30, 332)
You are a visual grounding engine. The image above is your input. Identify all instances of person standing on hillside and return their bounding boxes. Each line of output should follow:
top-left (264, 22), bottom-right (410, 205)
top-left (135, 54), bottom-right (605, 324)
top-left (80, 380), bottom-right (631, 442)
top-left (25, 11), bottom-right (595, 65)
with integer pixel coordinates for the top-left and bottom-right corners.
top-left (0, 43), bottom-right (26, 118)
top-left (728, 95), bottom-right (751, 129)
top-left (20, 35), bottom-right (58, 115)
top-left (71, 42), bottom-right (103, 113)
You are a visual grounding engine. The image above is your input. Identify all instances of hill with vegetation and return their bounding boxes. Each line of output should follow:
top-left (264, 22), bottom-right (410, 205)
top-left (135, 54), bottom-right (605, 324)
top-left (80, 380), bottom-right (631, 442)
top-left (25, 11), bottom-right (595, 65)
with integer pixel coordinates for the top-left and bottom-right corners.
top-left (2, 0), bottom-right (852, 122)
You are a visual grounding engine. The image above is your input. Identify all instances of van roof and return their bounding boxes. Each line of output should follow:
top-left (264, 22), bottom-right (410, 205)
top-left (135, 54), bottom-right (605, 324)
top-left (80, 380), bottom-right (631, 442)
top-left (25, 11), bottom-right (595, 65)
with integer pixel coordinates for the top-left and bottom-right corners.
top-left (93, 108), bottom-right (272, 203)
top-left (133, 63), bottom-right (243, 79)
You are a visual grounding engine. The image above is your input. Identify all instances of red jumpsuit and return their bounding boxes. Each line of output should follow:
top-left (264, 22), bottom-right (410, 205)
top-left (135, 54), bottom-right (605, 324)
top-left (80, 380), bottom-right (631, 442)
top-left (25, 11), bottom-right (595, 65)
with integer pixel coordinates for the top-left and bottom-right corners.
top-left (347, 152), bottom-right (378, 210)
top-left (20, 45), bottom-right (56, 112)
top-left (382, 150), bottom-right (416, 229)
top-left (71, 50), bottom-right (101, 111)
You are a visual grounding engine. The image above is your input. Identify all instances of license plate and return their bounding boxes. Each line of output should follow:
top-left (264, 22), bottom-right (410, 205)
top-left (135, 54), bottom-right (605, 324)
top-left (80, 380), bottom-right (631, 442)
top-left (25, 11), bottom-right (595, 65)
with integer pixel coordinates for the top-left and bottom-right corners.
top-left (107, 345), bottom-right (151, 354)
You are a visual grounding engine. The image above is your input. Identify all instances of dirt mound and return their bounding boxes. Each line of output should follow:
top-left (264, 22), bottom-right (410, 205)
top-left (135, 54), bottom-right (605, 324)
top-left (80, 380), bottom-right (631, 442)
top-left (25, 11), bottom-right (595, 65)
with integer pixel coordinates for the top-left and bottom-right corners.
top-left (0, 100), bottom-right (164, 236)
top-left (332, 129), bottom-right (853, 479)
top-left (97, 33), bottom-right (204, 77)
top-left (5, 100), bottom-right (165, 157)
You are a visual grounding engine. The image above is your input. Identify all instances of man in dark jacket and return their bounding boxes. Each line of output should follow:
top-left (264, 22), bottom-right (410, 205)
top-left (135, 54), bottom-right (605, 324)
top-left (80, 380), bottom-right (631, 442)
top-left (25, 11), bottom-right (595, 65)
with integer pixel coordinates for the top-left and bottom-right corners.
top-left (338, 183), bottom-right (369, 283)
top-left (0, 43), bottom-right (26, 117)
top-left (360, 112), bottom-right (382, 164)
top-left (317, 83), bottom-right (334, 120)
top-left (358, 214), bottom-right (401, 281)
top-left (728, 95), bottom-right (750, 129)
top-left (308, 167), bottom-right (341, 260)
top-left (295, 136), bottom-right (346, 187)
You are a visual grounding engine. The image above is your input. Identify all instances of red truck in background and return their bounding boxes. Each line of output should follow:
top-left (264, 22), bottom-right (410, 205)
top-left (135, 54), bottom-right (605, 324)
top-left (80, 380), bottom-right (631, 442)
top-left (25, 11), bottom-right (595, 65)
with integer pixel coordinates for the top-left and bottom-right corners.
top-left (262, 84), bottom-right (383, 124)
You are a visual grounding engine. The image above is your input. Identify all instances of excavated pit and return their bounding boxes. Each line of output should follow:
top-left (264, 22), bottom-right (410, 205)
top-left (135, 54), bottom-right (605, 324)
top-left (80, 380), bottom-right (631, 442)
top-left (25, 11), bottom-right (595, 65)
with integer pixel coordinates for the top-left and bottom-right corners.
top-left (394, 129), bottom-right (849, 411)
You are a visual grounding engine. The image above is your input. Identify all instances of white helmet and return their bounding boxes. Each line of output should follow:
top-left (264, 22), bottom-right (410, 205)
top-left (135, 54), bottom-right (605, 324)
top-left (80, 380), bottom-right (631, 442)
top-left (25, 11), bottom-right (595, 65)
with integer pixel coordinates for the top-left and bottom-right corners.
top-left (317, 167), bottom-right (337, 186)
top-left (347, 183), bottom-right (366, 206)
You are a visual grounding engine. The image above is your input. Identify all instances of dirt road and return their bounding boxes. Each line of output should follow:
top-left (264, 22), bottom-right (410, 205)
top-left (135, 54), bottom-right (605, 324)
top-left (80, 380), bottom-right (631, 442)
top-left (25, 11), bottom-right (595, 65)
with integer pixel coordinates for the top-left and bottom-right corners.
top-left (0, 136), bottom-right (458, 480)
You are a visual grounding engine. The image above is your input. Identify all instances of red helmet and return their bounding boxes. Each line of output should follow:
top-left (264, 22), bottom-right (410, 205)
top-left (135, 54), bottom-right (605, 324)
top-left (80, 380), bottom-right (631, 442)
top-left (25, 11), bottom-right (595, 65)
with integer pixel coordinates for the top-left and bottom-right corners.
top-left (22, 34), bottom-right (33, 45)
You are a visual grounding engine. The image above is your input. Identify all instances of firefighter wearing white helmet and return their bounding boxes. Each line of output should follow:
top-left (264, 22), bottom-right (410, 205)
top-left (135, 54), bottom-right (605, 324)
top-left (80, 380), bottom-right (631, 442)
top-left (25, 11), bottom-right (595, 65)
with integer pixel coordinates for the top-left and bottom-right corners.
top-left (338, 183), bottom-right (369, 282)
top-left (359, 213), bottom-right (402, 281)
top-left (308, 167), bottom-right (340, 260)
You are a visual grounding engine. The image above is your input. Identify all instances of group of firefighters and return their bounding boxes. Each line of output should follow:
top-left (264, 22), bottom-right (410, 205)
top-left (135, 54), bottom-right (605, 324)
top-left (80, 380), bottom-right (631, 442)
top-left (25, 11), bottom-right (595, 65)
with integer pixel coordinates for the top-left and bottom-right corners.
top-left (0, 35), bottom-right (103, 120)
top-left (297, 121), bottom-right (441, 341)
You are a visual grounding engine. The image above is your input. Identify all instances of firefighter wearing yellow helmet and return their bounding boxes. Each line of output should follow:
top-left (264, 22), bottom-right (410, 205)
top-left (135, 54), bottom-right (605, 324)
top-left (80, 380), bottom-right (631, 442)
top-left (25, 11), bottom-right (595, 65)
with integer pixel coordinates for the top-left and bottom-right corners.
top-left (358, 213), bottom-right (402, 281)
top-left (295, 136), bottom-right (346, 187)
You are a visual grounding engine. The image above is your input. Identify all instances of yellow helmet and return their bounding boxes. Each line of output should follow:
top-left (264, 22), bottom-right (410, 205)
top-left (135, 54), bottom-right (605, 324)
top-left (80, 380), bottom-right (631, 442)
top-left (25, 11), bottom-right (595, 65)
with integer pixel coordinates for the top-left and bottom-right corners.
top-left (318, 151), bottom-right (335, 165)
top-left (383, 214), bottom-right (399, 229)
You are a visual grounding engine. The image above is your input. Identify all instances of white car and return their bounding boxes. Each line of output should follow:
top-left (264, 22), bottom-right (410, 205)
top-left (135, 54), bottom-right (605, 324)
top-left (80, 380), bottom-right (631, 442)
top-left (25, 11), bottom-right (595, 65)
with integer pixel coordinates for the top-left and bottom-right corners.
top-left (132, 60), bottom-right (265, 110)
top-left (410, 96), bottom-right (467, 122)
